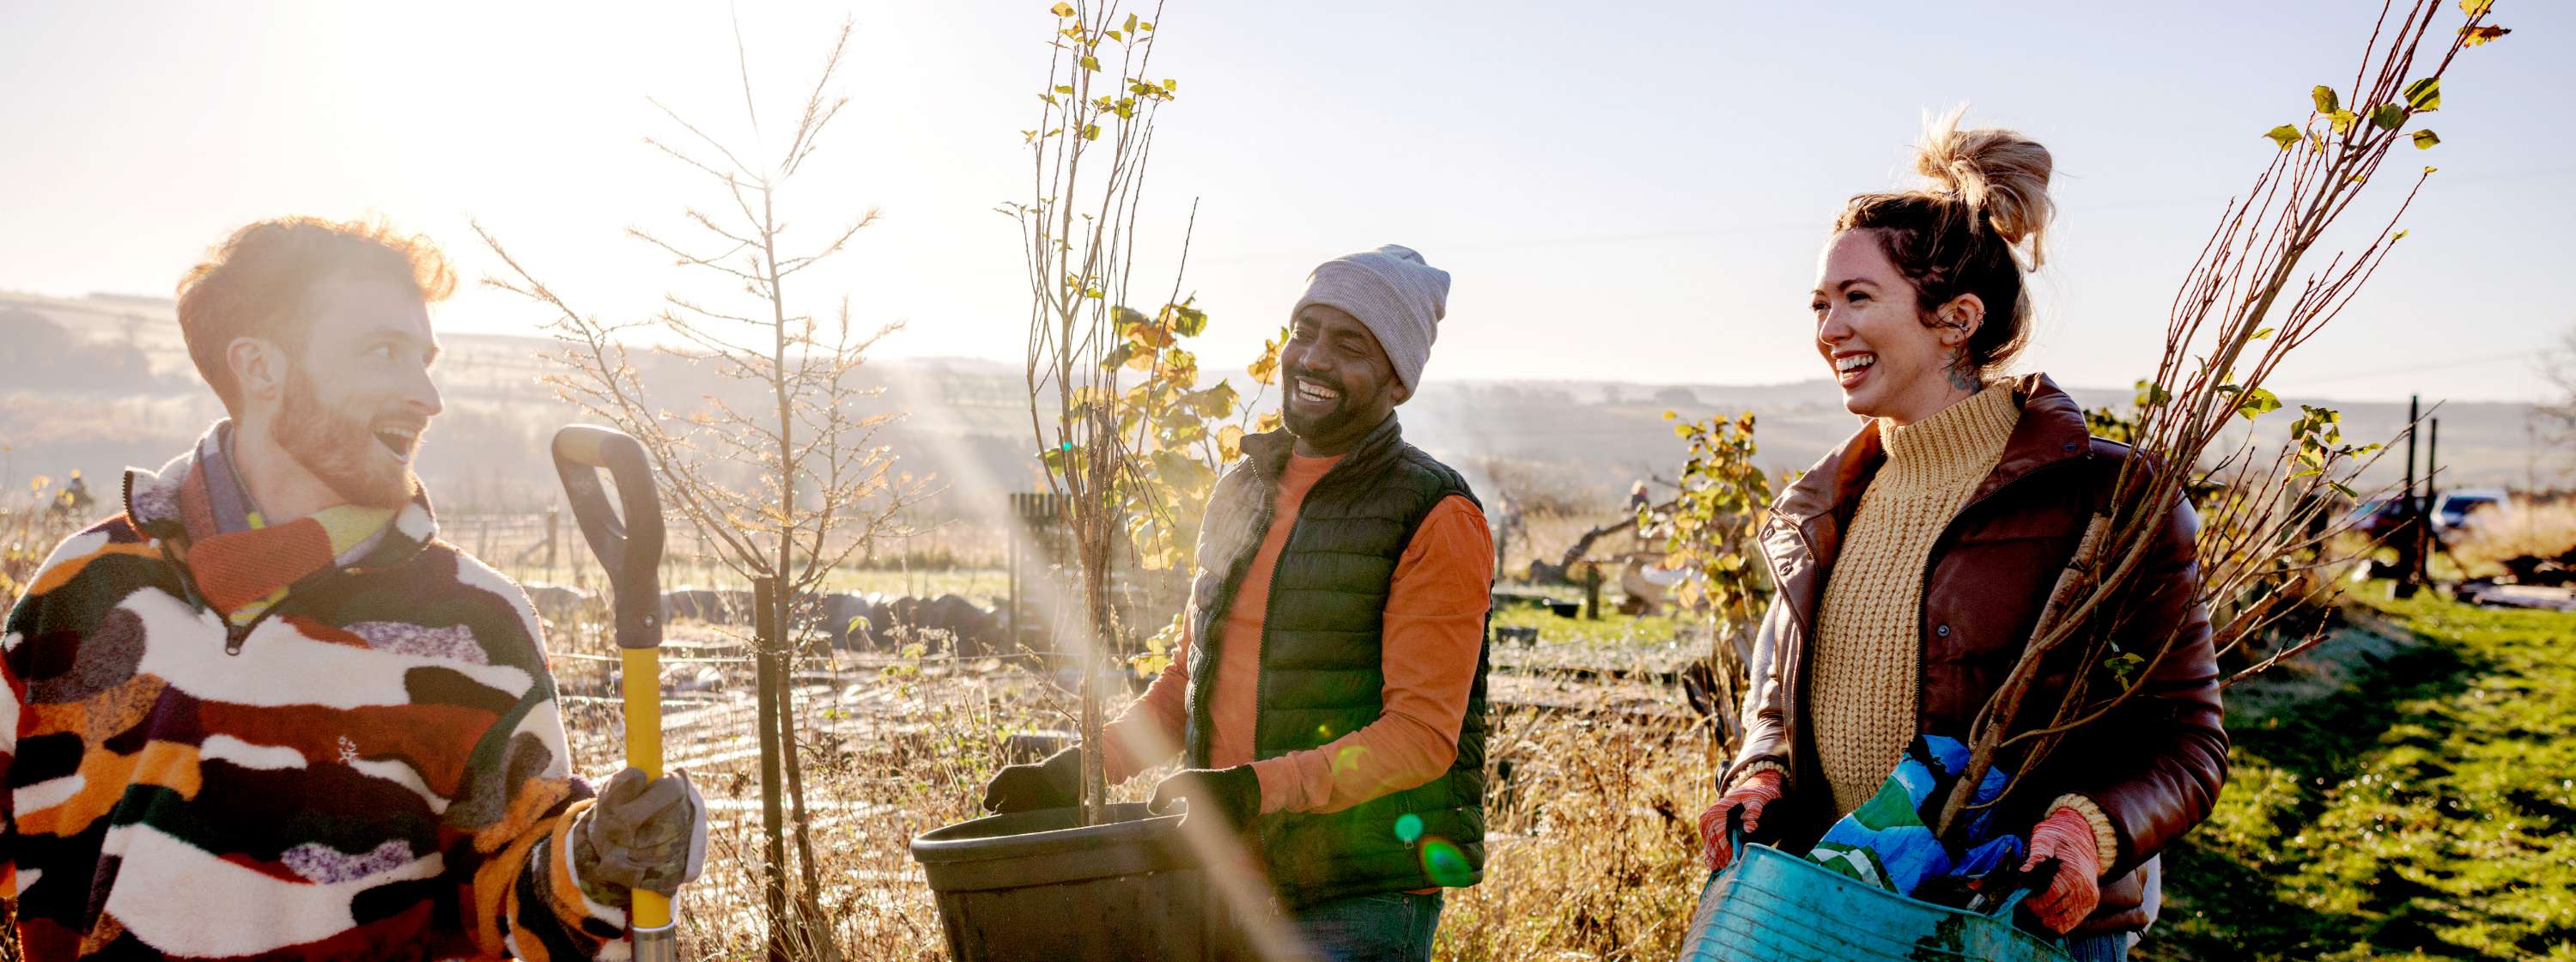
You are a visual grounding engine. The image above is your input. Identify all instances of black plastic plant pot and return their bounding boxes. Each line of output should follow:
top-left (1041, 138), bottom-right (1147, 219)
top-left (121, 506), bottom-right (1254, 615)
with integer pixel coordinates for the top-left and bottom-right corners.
top-left (910, 802), bottom-right (1250, 961)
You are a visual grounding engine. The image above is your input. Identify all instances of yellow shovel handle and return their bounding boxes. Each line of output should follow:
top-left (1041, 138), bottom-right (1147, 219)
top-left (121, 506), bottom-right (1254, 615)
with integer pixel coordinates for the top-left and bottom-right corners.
top-left (620, 647), bottom-right (672, 931)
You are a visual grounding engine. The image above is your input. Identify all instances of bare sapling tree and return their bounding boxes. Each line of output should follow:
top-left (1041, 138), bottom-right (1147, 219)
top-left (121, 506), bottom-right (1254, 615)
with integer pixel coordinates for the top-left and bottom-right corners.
top-left (1005, 0), bottom-right (1182, 829)
top-left (1936, 0), bottom-right (2513, 836)
top-left (474, 18), bottom-right (918, 957)
top-left (2082, 388), bottom-right (2415, 678)
top-left (2537, 324), bottom-right (2576, 456)
top-left (2185, 404), bottom-right (2400, 680)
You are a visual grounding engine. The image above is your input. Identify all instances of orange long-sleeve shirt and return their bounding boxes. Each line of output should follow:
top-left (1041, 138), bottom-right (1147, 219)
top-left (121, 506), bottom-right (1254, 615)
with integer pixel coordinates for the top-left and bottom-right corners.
top-left (1102, 452), bottom-right (1492, 818)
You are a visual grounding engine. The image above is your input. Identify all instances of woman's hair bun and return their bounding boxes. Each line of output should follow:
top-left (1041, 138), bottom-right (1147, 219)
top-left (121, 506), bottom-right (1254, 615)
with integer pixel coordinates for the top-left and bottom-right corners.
top-left (1914, 107), bottom-right (2055, 270)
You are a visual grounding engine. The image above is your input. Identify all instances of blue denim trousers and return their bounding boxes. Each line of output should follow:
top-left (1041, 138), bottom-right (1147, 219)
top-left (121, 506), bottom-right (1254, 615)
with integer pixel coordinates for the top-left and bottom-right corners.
top-left (2063, 932), bottom-right (2132, 961)
top-left (1291, 891), bottom-right (1443, 962)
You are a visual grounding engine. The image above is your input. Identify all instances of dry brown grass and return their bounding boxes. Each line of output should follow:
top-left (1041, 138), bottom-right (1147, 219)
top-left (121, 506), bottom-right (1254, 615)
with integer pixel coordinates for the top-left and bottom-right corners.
top-left (0, 502), bottom-right (1722, 961)
top-left (543, 600), bottom-right (1718, 961)
top-left (562, 659), bottom-right (1716, 960)
top-left (1437, 708), bottom-right (1714, 961)
top-left (639, 662), bottom-right (1037, 960)
top-left (0, 506), bottom-right (81, 612)
top-left (528, 570), bottom-right (1079, 961)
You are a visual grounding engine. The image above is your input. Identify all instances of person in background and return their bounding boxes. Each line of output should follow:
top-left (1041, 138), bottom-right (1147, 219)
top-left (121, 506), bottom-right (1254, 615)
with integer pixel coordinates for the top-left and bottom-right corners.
top-left (984, 245), bottom-right (1493, 962)
top-left (1696, 116), bottom-right (2226, 961)
top-left (46, 471), bottom-right (94, 519)
top-left (2, 217), bottom-right (706, 959)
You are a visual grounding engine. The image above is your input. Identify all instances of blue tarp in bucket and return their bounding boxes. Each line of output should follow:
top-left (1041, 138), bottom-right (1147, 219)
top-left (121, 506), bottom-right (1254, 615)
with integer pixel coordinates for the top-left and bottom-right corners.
top-left (1807, 734), bottom-right (2026, 898)
top-left (1677, 833), bottom-right (2074, 962)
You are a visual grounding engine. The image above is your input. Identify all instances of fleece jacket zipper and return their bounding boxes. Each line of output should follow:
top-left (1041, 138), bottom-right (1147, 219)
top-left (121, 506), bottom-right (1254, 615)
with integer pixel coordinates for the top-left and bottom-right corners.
top-left (150, 534), bottom-right (337, 657)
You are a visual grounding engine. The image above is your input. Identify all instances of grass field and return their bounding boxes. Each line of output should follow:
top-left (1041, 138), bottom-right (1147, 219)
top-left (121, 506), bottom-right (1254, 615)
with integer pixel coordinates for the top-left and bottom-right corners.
top-left (1486, 603), bottom-right (1694, 673)
top-left (2148, 593), bottom-right (2576, 961)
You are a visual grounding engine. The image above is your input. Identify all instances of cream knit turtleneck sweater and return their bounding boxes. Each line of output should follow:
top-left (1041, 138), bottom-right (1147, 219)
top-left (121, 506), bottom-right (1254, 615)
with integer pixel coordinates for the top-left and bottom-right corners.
top-left (1807, 383), bottom-right (2022, 817)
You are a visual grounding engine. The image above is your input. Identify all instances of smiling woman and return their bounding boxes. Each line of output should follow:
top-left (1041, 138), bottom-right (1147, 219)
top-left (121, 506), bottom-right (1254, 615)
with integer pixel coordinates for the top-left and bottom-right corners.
top-left (1809, 112), bottom-right (2054, 425)
top-left (1699, 112), bottom-right (2227, 961)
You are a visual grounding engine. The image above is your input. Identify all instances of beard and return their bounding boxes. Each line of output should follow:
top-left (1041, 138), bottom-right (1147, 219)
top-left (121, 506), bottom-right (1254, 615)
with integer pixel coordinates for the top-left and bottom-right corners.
top-left (1281, 369), bottom-right (1370, 442)
top-left (1283, 399), bottom-right (1366, 441)
top-left (274, 368), bottom-right (420, 509)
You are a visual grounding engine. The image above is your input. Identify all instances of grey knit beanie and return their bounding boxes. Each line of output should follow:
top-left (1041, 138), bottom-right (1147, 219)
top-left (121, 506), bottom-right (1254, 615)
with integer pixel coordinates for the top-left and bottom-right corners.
top-left (1290, 244), bottom-right (1449, 389)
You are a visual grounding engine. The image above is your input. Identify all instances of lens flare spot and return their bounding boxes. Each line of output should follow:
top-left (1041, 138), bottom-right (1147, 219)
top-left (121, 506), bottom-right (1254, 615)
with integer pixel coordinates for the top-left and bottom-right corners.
top-left (1331, 745), bottom-right (1370, 774)
top-left (1394, 813), bottom-right (1425, 843)
top-left (1419, 837), bottom-right (1473, 887)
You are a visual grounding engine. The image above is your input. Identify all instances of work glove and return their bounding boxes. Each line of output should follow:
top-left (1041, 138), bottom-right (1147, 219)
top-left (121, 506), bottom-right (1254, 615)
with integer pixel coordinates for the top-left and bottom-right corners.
top-left (572, 767), bottom-right (708, 908)
top-left (982, 746), bottom-right (1084, 813)
top-left (2022, 806), bottom-right (2105, 934)
top-left (1695, 767), bottom-right (1785, 873)
top-left (1149, 764), bottom-right (1262, 831)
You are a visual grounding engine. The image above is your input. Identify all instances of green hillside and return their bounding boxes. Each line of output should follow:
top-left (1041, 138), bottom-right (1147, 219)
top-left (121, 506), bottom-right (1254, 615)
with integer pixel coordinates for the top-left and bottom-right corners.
top-left (2150, 594), bottom-right (2576, 960)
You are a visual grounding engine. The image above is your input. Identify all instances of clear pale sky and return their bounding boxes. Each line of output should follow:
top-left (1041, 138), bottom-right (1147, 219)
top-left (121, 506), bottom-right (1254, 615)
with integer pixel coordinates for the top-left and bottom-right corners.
top-left (3, 2), bottom-right (2568, 403)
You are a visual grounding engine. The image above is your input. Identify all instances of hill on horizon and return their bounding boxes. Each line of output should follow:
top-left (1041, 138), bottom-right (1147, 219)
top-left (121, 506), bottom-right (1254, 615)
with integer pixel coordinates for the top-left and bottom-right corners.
top-left (3, 292), bottom-right (2563, 529)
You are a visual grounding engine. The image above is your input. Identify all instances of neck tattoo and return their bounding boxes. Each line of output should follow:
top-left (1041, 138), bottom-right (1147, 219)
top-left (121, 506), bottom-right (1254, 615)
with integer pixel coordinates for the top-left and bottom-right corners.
top-left (1943, 349), bottom-right (1981, 393)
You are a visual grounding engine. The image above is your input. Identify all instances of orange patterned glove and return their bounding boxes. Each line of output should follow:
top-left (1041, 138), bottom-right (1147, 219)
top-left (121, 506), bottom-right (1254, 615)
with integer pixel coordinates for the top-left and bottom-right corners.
top-left (2024, 806), bottom-right (2105, 934)
top-left (1695, 768), bottom-right (1785, 873)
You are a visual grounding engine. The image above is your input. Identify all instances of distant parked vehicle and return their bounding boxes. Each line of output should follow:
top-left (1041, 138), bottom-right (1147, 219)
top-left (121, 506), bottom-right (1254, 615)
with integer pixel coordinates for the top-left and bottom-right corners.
top-left (2341, 496), bottom-right (2411, 539)
top-left (2431, 488), bottom-right (2509, 539)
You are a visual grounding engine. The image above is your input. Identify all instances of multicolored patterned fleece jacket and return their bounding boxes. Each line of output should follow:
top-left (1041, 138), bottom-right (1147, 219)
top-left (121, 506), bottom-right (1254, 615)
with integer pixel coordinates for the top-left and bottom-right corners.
top-left (2, 425), bottom-right (628, 959)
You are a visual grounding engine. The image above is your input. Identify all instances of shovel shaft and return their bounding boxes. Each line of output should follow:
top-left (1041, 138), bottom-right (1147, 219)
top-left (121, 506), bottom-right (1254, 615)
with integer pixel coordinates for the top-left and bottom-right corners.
top-left (620, 647), bottom-right (672, 931)
top-left (555, 426), bottom-right (677, 954)
top-left (631, 924), bottom-right (677, 962)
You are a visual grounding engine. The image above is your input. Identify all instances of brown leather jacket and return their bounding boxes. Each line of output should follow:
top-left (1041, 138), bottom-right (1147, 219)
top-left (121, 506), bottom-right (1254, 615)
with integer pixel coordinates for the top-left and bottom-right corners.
top-left (1719, 374), bottom-right (2228, 938)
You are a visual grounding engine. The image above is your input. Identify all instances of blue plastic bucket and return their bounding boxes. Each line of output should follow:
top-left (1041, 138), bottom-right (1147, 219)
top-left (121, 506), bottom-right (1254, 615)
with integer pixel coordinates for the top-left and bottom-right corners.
top-left (1679, 836), bottom-right (2074, 962)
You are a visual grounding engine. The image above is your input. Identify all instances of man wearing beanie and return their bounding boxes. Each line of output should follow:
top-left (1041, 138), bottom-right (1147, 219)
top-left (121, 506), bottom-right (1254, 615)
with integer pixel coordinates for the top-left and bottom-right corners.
top-left (984, 245), bottom-right (1492, 960)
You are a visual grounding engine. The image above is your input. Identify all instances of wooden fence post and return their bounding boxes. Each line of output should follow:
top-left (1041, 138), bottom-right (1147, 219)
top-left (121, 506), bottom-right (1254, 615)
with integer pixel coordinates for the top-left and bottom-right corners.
top-left (753, 576), bottom-right (789, 962)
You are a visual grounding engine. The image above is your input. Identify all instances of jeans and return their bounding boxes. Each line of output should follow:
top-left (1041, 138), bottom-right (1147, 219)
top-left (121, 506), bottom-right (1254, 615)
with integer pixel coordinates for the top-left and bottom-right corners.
top-left (2063, 932), bottom-right (2132, 961)
top-left (1292, 891), bottom-right (1443, 962)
